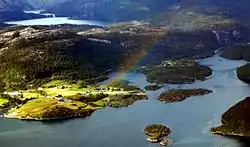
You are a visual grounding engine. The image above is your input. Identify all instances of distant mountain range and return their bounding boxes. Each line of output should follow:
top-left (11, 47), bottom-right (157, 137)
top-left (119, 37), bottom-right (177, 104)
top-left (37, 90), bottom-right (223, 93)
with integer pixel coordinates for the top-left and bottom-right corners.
top-left (0, 0), bottom-right (69, 10)
top-left (1, 0), bottom-right (250, 31)
top-left (0, 0), bottom-right (42, 10)
top-left (0, 0), bottom-right (42, 22)
top-left (45, 0), bottom-right (177, 21)
top-left (0, 0), bottom-right (68, 22)
top-left (45, 0), bottom-right (250, 22)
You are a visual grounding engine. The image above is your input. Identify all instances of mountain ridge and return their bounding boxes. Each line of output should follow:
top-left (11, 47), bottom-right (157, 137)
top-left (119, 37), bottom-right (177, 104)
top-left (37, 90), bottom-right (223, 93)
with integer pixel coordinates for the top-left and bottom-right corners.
top-left (44, 0), bottom-right (250, 31)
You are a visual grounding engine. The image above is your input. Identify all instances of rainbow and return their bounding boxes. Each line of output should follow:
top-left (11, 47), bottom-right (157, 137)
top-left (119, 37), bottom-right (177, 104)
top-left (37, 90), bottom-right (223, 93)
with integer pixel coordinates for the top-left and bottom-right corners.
top-left (109, 29), bottom-right (166, 82)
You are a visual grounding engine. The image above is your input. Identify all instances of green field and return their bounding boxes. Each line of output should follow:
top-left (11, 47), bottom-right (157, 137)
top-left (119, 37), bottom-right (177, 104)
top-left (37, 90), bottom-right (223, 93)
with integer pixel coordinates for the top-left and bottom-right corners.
top-left (0, 98), bottom-right (9, 107)
top-left (3, 80), bottom-right (147, 120)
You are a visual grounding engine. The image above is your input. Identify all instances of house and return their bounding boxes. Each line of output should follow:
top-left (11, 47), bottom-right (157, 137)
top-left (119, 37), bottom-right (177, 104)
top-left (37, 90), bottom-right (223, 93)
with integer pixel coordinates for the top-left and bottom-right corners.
top-left (55, 95), bottom-right (65, 103)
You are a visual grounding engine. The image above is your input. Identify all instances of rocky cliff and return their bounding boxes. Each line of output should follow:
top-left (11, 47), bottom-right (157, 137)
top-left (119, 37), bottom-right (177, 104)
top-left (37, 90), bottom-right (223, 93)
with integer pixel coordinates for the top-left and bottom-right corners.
top-left (211, 97), bottom-right (250, 137)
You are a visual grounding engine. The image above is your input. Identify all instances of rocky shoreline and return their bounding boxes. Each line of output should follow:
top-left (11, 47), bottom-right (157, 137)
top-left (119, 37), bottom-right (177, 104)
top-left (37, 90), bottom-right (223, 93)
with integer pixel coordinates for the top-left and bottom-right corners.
top-left (211, 130), bottom-right (245, 137)
top-left (210, 97), bottom-right (250, 137)
top-left (1, 13), bottom-right (250, 145)
top-left (144, 124), bottom-right (172, 146)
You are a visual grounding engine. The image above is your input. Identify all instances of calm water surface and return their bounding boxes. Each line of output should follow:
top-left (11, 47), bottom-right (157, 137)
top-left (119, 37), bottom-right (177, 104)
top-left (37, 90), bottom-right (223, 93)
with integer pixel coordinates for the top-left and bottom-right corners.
top-left (3, 10), bottom-right (109, 26)
top-left (4, 17), bottom-right (109, 26)
top-left (0, 55), bottom-right (250, 147)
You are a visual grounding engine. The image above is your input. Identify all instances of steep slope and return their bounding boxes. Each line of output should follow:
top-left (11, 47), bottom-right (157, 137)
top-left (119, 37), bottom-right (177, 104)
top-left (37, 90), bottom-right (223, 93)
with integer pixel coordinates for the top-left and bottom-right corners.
top-left (0, 21), bottom-right (250, 91)
top-left (0, 0), bottom-right (44, 10)
top-left (151, 1), bottom-right (250, 31)
top-left (0, 0), bottom-right (28, 10)
top-left (46, 0), bottom-right (250, 28)
top-left (211, 97), bottom-right (250, 137)
top-left (46, 0), bottom-right (178, 21)
top-left (0, 0), bottom-right (48, 22)
top-left (221, 44), bottom-right (250, 61)
top-left (0, 25), bottom-right (122, 91)
top-left (0, 23), bottom-right (219, 91)
top-left (42, 0), bottom-right (69, 7)
top-left (0, 10), bottom-right (45, 22)
top-left (79, 22), bottom-right (219, 65)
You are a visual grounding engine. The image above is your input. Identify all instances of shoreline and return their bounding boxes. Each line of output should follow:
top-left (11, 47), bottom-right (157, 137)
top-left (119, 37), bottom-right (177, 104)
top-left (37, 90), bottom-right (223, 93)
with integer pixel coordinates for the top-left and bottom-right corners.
top-left (210, 130), bottom-right (246, 137)
top-left (4, 112), bottom-right (94, 121)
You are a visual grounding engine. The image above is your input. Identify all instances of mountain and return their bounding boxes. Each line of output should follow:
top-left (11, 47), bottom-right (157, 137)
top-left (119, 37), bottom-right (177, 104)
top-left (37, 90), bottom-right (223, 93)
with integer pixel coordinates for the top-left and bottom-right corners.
top-left (220, 44), bottom-right (250, 61)
top-left (211, 97), bottom-right (250, 137)
top-left (1, 0), bottom-right (250, 91)
top-left (46, 0), bottom-right (177, 22)
top-left (0, 0), bottom-right (47, 22)
top-left (0, 0), bottom-right (69, 10)
top-left (151, 0), bottom-right (250, 30)
top-left (0, 22), bottom-right (223, 90)
top-left (0, 0), bottom-right (44, 10)
top-left (79, 21), bottom-right (250, 65)
top-left (42, 0), bottom-right (69, 7)
top-left (0, 10), bottom-right (46, 22)
top-left (1, 0), bottom-right (250, 31)
top-left (0, 25), bottom-right (123, 91)
top-left (46, 0), bottom-right (250, 31)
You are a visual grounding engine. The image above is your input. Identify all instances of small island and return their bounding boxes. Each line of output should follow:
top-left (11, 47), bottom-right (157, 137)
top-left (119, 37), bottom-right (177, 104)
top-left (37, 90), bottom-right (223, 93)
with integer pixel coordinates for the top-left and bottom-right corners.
top-left (145, 85), bottom-right (162, 91)
top-left (210, 97), bottom-right (250, 137)
top-left (236, 63), bottom-right (250, 83)
top-left (158, 89), bottom-right (212, 103)
top-left (144, 124), bottom-right (172, 146)
top-left (140, 60), bottom-right (212, 84)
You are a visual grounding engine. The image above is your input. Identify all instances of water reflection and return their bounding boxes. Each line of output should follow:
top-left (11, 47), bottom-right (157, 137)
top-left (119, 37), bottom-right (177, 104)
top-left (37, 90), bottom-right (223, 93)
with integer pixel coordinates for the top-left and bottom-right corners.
top-left (40, 117), bottom-right (89, 126)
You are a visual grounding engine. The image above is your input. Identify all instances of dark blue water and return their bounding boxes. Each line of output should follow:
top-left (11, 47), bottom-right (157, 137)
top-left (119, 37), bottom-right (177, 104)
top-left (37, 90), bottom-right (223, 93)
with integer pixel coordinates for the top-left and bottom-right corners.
top-left (0, 55), bottom-right (249, 147)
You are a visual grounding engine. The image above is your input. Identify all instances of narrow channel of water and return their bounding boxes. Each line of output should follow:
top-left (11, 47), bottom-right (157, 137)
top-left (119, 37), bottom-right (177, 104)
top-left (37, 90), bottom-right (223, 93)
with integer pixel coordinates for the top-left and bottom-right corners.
top-left (0, 55), bottom-right (249, 147)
